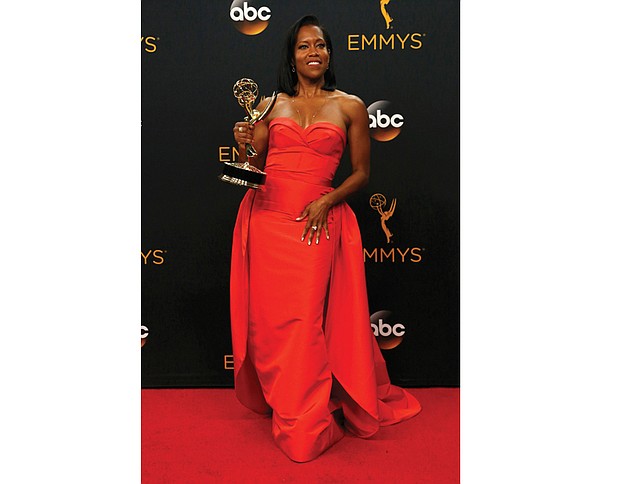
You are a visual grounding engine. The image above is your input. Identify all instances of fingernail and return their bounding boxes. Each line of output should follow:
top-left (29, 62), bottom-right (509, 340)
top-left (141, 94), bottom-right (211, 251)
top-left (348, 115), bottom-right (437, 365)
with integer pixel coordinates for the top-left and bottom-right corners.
top-left (308, 239), bottom-right (311, 246)
top-left (295, 217), bottom-right (302, 220)
top-left (301, 236), bottom-right (304, 242)
top-left (326, 235), bottom-right (330, 240)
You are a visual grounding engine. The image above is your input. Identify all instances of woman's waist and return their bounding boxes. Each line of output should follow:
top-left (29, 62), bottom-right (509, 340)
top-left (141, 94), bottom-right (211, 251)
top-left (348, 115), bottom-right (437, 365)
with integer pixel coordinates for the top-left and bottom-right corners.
top-left (253, 174), bottom-right (334, 217)
top-left (264, 150), bottom-right (338, 186)
top-left (263, 167), bottom-right (333, 187)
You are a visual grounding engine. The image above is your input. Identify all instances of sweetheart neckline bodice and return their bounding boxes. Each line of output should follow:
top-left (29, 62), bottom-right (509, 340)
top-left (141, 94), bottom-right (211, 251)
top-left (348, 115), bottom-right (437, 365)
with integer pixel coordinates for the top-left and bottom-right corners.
top-left (269, 116), bottom-right (346, 135)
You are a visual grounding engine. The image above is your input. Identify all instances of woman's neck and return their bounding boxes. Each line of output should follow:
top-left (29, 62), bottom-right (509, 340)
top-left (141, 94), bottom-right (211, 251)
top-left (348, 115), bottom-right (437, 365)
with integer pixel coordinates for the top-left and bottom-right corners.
top-left (294, 79), bottom-right (326, 98)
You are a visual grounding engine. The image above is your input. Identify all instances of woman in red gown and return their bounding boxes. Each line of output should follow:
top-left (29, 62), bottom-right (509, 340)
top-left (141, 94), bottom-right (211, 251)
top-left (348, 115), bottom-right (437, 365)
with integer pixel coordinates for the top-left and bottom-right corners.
top-left (230, 15), bottom-right (421, 462)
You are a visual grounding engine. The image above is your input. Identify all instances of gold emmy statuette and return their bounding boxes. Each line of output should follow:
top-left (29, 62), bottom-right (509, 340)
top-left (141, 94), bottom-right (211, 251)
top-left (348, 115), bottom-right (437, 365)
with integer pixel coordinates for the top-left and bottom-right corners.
top-left (219, 78), bottom-right (277, 189)
top-left (370, 193), bottom-right (397, 244)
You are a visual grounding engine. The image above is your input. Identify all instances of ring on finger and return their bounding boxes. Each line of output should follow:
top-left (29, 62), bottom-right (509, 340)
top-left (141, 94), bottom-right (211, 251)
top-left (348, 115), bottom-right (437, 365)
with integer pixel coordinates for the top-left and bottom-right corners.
top-left (312, 225), bottom-right (318, 231)
top-left (239, 127), bottom-right (244, 133)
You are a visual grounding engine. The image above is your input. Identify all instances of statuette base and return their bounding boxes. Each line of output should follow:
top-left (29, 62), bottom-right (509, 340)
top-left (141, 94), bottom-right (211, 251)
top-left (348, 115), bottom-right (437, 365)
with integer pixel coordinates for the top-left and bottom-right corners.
top-left (219, 162), bottom-right (266, 189)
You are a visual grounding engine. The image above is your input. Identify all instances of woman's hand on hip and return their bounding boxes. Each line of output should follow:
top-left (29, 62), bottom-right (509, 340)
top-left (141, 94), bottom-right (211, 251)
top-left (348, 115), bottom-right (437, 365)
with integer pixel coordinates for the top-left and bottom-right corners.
top-left (296, 197), bottom-right (333, 245)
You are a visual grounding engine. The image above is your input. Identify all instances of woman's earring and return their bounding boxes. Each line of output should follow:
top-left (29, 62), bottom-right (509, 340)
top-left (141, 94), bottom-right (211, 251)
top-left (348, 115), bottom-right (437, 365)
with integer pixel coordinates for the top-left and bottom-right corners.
top-left (291, 66), bottom-right (296, 72)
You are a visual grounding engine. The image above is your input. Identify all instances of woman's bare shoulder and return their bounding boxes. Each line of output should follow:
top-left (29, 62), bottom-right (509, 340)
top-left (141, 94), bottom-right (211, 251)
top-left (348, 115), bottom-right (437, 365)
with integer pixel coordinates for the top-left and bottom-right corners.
top-left (255, 92), bottom-right (289, 123)
top-left (333, 89), bottom-right (365, 106)
top-left (255, 92), bottom-right (287, 110)
top-left (333, 89), bottom-right (368, 122)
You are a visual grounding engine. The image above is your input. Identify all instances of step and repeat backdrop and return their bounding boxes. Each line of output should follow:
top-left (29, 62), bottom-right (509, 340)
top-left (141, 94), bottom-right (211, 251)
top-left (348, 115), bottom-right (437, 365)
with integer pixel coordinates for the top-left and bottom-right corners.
top-left (142, 0), bottom-right (459, 387)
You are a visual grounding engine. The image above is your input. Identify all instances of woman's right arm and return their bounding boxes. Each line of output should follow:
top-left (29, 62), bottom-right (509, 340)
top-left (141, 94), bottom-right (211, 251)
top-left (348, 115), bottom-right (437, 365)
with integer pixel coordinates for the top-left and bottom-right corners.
top-left (232, 97), bottom-right (272, 170)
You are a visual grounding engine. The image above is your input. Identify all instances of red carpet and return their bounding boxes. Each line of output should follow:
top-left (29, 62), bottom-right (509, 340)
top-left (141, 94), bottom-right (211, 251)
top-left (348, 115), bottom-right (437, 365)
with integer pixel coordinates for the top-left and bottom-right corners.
top-left (142, 388), bottom-right (459, 483)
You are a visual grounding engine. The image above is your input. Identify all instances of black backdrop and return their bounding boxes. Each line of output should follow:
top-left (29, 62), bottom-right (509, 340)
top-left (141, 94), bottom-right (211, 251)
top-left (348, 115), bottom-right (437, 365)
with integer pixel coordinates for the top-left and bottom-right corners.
top-left (142, 0), bottom-right (459, 388)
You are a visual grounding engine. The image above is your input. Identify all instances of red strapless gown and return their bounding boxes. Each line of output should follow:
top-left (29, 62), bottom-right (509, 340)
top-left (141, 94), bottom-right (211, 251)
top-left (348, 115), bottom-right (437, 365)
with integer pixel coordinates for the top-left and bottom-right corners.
top-left (230, 117), bottom-right (421, 462)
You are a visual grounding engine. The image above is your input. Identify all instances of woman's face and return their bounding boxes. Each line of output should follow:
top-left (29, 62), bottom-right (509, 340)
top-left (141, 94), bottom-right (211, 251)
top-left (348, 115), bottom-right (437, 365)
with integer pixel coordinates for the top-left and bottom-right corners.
top-left (292, 25), bottom-right (330, 81)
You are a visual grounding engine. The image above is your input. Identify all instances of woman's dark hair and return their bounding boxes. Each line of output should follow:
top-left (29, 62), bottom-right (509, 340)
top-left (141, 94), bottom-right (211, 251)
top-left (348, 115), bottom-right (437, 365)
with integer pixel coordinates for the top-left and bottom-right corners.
top-left (277, 15), bottom-right (336, 96)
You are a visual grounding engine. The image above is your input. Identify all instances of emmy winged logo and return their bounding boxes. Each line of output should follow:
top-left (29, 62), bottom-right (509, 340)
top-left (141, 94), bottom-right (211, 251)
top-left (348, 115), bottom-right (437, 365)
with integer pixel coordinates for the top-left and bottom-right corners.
top-left (370, 193), bottom-right (397, 244)
top-left (365, 193), bottom-right (423, 263)
top-left (347, 1), bottom-right (424, 51)
top-left (380, 0), bottom-right (394, 30)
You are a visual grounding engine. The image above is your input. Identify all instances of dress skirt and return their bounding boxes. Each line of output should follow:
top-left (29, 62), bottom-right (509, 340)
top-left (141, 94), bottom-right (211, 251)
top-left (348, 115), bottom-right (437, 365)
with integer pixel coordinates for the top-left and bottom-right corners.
top-left (230, 173), bottom-right (421, 462)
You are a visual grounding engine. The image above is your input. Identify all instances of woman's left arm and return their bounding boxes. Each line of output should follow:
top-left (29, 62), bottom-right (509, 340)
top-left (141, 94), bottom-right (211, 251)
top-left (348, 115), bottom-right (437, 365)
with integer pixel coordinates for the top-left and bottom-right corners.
top-left (297, 96), bottom-right (370, 244)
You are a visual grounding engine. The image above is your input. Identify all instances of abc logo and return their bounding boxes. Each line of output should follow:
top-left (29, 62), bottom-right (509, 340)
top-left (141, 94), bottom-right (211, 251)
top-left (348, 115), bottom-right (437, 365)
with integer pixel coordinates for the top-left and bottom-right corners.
top-left (367, 100), bottom-right (404, 141)
top-left (370, 310), bottom-right (406, 350)
top-left (229, 1), bottom-right (271, 36)
top-left (141, 325), bottom-right (149, 348)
